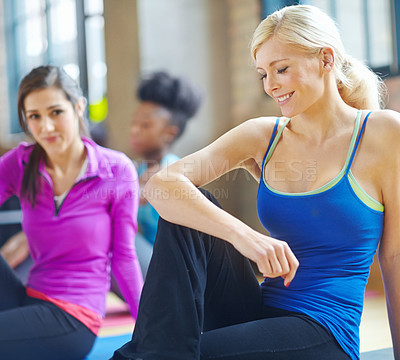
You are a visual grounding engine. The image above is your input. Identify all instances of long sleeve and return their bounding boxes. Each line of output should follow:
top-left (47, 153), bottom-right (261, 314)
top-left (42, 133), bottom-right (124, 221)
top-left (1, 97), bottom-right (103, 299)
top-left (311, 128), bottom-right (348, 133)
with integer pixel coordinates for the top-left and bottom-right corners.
top-left (109, 157), bottom-right (143, 319)
top-left (0, 145), bottom-right (27, 206)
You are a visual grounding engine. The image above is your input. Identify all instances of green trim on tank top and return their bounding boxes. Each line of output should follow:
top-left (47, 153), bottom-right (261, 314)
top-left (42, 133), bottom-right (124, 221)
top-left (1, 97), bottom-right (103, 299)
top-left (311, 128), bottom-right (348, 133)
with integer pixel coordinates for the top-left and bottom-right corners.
top-left (348, 171), bottom-right (384, 212)
top-left (262, 110), bottom-right (383, 212)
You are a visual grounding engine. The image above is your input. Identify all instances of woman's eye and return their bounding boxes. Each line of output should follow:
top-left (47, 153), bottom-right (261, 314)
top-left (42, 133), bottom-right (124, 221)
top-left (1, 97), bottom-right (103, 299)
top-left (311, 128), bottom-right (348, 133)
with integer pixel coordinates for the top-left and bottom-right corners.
top-left (28, 114), bottom-right (39, 120)
top-left (52, 109), bottom-right (63, 116)
top-left (259, 74), bottom-right (267, 81)
top-left (277, 67), bottom-right (288, 74)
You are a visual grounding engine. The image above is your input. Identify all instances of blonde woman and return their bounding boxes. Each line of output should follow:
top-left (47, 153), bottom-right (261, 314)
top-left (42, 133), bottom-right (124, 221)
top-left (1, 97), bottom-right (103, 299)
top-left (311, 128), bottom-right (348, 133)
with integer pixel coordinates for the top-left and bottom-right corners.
top-left (113, 5), bottom-right (399, 360)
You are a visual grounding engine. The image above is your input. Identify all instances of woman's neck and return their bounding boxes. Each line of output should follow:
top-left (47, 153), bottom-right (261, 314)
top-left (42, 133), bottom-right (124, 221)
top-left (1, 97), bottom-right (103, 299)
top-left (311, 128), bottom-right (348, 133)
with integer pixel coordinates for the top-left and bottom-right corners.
top-left (290, 85), bottom-right (357, 144)
top-left (45, 138), bottom-right (86, 175)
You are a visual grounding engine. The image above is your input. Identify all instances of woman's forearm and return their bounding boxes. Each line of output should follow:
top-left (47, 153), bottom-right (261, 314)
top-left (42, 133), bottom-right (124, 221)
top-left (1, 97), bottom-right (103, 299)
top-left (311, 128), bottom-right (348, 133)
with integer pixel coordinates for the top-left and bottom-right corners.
top-left (144, 171), bottom-right (252, 246)
top-left (380, 256), bottom-right (400, 359)
top-left (144, 171), bottom-right (299, 285)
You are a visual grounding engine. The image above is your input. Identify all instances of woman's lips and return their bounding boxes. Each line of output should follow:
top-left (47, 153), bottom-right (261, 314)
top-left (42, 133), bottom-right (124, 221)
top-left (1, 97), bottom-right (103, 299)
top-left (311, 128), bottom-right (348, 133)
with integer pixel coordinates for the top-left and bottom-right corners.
top-left (42, 135), bottom-right (59, 143)
top-left (275, 92), bottom-right (294, 105)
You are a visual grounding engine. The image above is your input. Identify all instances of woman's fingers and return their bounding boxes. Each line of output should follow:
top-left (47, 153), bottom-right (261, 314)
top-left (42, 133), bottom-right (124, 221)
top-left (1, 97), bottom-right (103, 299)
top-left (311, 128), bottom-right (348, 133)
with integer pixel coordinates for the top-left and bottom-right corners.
top-left (258, 239), bottom-right (299, 286)
top-left (233, 233), bottom-right (298, 285)
top-left (283, 245), bottom-right (299, 286)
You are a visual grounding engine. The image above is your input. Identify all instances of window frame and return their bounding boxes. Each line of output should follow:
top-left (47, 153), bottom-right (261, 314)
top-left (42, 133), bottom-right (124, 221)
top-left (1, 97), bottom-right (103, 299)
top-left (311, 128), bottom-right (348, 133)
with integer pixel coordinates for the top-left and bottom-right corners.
top-left (260, 0), bottom-right (400, 79)
top-left (1, 0), bottom-right (106, 142)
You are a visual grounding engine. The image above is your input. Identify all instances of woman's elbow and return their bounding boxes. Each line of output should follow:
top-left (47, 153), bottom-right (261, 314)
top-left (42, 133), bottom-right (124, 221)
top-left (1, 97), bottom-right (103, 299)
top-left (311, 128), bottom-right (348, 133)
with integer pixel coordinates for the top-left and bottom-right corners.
top-left (143, 172), bottom-right (164, 205)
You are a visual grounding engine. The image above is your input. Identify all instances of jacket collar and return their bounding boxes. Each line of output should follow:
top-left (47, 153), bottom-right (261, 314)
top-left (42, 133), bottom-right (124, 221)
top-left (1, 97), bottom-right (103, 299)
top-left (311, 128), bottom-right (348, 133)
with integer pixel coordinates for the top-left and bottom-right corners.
top-left (26, 137), bottom-right (114, 182)
top-left (83, 137), bottom-right (114, 179)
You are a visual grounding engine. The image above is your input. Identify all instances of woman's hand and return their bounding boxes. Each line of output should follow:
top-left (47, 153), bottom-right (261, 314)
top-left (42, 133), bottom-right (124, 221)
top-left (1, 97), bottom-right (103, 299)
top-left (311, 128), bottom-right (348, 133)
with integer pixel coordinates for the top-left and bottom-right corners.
top-left (232, 231), bottom-right (299, 287)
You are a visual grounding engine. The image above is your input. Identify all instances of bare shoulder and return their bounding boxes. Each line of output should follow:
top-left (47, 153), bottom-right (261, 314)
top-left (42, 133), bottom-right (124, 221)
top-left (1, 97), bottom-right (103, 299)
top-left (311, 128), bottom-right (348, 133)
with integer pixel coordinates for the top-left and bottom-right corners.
top-left (236, 116), bottom-right (279, 135)
top-left (231, 116), bottom-right (280, 157)
top-left (365, 109), bottom-right (400, 166)
top-left (367, 109), bottom-right (400, 144)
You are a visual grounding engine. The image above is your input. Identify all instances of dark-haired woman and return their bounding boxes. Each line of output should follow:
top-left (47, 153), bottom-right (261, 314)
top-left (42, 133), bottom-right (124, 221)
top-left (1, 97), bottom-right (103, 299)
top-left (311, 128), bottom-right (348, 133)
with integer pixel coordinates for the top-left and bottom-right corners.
top-left (130, 71), bottom-right (203, 277)
top-left (0, 65), bottom-right (143, 360)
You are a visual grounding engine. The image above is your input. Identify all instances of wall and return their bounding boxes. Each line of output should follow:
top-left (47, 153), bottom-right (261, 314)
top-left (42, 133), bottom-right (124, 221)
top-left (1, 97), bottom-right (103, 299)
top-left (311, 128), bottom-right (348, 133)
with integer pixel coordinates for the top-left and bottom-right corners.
top-left (136, 0), bottom-right (212, 156)
top-left (204, 0), bottom-right (280, 233)
top-left (103, 0), bottom-right (141, 154)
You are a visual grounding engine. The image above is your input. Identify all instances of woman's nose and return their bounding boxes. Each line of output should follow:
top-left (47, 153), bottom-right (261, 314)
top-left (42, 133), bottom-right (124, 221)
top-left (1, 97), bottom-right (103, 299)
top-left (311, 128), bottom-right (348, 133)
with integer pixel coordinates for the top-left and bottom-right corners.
top-left (264, 75), bottom-right (279, 95)
top-left (130, 123), bottom-right (140, 137)
top-left (41, 117), bottom-right (55, 132)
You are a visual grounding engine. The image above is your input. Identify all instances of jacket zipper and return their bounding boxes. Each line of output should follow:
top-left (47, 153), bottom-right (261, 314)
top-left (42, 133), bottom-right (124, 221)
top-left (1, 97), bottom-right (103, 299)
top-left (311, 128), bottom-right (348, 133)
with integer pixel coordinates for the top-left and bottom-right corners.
top-left (39, 173), bottom-right (97, 217)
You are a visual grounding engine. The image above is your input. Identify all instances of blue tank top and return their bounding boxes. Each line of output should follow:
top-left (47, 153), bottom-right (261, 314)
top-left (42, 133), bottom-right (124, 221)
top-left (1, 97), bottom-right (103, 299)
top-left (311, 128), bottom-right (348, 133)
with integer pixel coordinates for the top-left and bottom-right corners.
top-left (256, 110), bottom-right (383, 360)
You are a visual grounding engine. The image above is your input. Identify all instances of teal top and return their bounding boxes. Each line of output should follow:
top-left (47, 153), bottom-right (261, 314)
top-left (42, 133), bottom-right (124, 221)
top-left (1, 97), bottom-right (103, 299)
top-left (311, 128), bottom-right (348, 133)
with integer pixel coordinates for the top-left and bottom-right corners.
top-left (137, 153), bottom-right (180, 245)
top-left (256, 111), bottom-right (383, 360)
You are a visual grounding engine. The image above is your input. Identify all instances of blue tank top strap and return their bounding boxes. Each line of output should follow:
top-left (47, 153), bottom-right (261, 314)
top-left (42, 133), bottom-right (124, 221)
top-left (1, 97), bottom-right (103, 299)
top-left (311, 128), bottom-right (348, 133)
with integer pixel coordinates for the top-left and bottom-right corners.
top-left (346, 111), bottom-right (372, 174)
top-left (261, 118), bottom-right (280, 165)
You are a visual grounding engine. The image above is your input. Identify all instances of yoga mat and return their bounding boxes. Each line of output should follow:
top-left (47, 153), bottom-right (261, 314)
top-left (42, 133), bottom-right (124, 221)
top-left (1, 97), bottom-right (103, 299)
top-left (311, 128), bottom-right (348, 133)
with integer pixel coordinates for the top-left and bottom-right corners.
top-left (361, 348), bottom-right (394, 360)
top-left (85, 333), bottom-right (131, 360)
top-left (98, 297), bottom-right (135, 337)
top-left (101, 303), bottom-right (133, 328)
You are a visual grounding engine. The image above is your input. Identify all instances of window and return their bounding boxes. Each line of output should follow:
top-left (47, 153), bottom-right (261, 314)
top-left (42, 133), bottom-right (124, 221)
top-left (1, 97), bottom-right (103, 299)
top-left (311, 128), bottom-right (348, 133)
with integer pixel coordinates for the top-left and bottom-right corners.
top-left (2, 0), bottom-right (107, 138)
top-left (261, 0), bottom-right (398, 78)
top-left (83, 0), bottom-right (108, 124)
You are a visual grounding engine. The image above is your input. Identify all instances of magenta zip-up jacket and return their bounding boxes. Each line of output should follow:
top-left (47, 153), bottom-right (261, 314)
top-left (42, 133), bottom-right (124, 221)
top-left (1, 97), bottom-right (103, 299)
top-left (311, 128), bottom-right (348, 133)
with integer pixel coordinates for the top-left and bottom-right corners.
top-left (0, 137), bottom-right (143, 318)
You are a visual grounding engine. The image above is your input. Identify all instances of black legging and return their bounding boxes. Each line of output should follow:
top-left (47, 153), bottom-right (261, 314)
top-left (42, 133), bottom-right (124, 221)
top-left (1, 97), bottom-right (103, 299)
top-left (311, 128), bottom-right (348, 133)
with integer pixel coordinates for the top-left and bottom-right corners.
top-left (111, 189), bottom-right (351, 360)
top-left (0, 255), bottom-right (96, 360)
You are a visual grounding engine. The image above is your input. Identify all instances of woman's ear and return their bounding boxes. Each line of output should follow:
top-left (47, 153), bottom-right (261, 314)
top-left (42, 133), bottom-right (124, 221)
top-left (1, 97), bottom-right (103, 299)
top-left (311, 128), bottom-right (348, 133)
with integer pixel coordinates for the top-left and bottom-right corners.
top-left (319, 47), bottom-right (335, 72)
top-left (75, 97), bottom-right (87, 118)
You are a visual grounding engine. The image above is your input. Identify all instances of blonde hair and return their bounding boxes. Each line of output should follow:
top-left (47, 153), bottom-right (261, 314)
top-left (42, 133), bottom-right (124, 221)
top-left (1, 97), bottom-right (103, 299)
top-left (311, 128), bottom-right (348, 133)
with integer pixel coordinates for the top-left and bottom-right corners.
top-left (251, 5), bottom-right (386, 110)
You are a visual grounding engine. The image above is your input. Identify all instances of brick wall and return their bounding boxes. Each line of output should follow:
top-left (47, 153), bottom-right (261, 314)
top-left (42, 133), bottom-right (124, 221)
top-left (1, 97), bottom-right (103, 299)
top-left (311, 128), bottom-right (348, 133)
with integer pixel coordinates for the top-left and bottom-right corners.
top-left (208, 0), bottom-right (280, 233)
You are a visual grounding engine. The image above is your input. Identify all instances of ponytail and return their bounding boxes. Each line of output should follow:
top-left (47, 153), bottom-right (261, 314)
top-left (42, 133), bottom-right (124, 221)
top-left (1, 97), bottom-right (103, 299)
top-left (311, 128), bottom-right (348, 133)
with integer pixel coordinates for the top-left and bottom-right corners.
top-left (20, 143), bottom-right (44, 207)
top-left (337, 55), bottom-right (387, 110)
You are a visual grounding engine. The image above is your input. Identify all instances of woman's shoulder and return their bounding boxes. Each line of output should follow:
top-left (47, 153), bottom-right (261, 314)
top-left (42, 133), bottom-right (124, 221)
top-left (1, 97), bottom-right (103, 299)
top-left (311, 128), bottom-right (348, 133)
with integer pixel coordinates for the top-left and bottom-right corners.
top-left (366, 109), bottom-right (400, 144)
top-left (83, 137), bottom-right (137, 181)
top-left (237, 116), bottom-right (283, 150)
top-left (84, 137), bottom-right (132, 165)
top-left (207, 116), bottom-right (282, 167)
top-left (363, 109), bottom-right (400, 163)
top-left (0, 142), bottom-right (34, 165)
top-left (0, 143), bottom-right (34, 193)
top-left (364, 110), bottom-right (400, 199)
top-left (242, 115), bottom-right (282, 128)
top-left (233, 116), bottom-right (282, 142)
top-left (9, 141), bottom-right (35, 154)
top-left (368, 108), bottom-right (400, 124)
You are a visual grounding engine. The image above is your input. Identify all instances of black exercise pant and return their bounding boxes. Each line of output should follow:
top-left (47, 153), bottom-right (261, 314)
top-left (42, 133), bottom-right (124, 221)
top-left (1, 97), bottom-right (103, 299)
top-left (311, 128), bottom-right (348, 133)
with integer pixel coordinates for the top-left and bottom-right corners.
top-left (111, 189), bottom-right (351, 360)
top-left (0, 255), bottom-right (96, 360)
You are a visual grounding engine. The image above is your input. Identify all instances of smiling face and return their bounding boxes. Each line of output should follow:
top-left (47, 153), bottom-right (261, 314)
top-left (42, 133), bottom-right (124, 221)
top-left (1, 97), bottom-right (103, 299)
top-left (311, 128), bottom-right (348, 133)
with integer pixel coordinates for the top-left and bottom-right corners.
top-left (255, 37), bottom-right (329, 118)
top-left (24, 86), bottom-right (84, 158)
